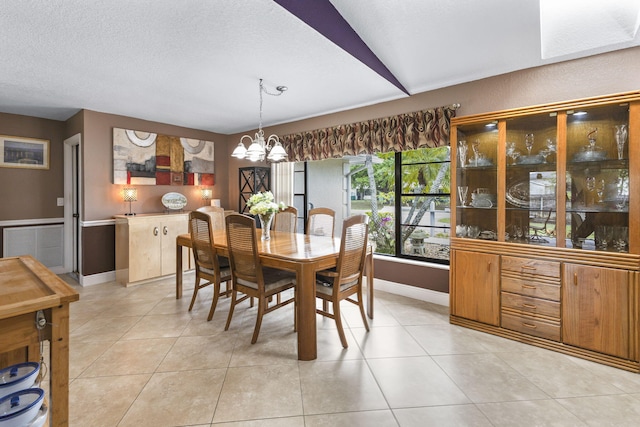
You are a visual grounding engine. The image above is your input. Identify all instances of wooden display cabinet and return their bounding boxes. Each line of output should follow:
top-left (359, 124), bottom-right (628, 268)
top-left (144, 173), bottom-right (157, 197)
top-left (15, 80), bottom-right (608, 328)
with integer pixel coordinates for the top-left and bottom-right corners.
top-left (450, 91), bottom-right (640, 372)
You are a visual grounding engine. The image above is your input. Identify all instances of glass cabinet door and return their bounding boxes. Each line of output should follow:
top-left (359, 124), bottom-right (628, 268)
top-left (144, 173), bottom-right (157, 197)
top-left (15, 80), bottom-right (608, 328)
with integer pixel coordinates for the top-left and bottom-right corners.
top-left (505, 114), bottom-right (557, 246)
top-left (565, 104), bottom-right (629, 252)
top-left (455, 122), bottom-right (498, 240)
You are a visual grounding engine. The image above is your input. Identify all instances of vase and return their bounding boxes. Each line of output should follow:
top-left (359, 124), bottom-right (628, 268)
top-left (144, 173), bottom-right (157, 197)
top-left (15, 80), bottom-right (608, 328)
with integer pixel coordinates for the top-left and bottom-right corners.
top-left (457, 140), bottom-right (467, 168)
top-left (259, 213), bottom-right (273, 241)
top-left (615, 124), bottom-right (627, 160)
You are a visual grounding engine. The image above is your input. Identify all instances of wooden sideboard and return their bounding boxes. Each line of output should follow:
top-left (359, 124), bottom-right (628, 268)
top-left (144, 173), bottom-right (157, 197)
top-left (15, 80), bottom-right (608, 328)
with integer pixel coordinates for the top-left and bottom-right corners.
top-left (115, 212), bottom-right (189, 286)
top-left (0, 255), bottom-right (79, 427)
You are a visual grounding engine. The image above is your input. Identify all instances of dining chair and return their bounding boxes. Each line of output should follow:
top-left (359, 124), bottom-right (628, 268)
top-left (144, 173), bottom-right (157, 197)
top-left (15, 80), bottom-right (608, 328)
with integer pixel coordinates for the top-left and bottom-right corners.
top-left (306, 207), bottom-right (335, 237)
top-left (197, 205), bottom-right (226, 231)
top-left (195, 205), bottom-right (229, 274)
top-left (272, 206), bottom-right (298, 233)
top-left (224, 213), bottom-right (297, 344)
top-left (315, 214), bottom-right (370, 348)
top-left (188, 211), bottom-right (232, 321)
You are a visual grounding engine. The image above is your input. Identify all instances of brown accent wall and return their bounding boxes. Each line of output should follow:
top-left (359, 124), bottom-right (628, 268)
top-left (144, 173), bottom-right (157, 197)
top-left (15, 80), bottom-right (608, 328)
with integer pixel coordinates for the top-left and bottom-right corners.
top-left (0, 113), bottom-right (66, 221)
top-left (81, 110), bottom-right (229, 221)
top-left (375, 257), bottom-right (449, 293)
top-left (82, 224), bottom-right (115, 275)
top-left (77, 111), bottom-right (229, 276)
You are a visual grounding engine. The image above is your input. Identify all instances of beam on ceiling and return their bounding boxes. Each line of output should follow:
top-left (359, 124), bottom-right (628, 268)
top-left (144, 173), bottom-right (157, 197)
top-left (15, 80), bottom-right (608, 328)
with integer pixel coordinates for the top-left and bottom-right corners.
top-left (273, 0), bottom-right (410, 95)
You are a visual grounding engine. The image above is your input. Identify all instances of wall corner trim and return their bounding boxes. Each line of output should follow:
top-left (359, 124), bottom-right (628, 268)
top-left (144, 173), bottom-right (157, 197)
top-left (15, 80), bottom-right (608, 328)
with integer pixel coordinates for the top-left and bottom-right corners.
top-left (0, 217), bottom-right (64, 227)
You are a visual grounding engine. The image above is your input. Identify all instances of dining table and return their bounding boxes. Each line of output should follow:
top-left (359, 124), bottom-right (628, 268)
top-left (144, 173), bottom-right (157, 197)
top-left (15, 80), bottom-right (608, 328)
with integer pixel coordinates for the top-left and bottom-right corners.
top-left (175, 229), bottom-right (374, 361)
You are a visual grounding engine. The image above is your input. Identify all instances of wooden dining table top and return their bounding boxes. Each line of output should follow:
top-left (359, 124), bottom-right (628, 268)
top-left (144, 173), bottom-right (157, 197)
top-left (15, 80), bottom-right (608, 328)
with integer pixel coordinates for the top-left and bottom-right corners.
top-left (177, 229), bottom-right (341, 264)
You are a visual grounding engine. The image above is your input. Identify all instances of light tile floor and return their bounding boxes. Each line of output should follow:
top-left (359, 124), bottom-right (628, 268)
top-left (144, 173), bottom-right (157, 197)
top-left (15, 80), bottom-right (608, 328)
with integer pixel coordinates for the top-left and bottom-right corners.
top-left (59, 273), bottom-right (640, 426)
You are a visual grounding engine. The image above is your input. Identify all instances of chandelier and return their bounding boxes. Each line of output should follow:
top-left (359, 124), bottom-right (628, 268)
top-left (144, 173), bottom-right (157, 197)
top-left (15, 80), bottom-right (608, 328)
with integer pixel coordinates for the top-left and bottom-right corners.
top-left (231, 78), bottom-right (288, 162)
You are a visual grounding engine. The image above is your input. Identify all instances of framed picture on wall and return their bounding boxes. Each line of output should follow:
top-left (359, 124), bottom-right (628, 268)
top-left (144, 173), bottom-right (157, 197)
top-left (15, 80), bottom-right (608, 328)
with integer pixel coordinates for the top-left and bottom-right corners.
top-left (0, 135), bottom-right (50, 170)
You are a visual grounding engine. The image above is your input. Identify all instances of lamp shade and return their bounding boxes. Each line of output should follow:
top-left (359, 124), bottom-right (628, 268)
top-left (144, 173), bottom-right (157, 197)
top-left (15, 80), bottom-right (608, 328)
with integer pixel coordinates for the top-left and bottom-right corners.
top-left (123, 187), bottom-right (137, 202)
top-left (267, 140), bottom-right (287, 161)
top-left (231, 142), bottom-right (248, 158)
top-left (201, 188), bottom-right (212, 200)
top-left (246, 135), bottom-right (266, 161)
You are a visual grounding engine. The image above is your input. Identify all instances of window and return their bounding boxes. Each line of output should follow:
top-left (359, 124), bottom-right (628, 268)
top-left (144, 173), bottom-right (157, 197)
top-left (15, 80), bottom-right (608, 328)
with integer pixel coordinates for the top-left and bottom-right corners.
top-left (350, 146), bottom-right (451, 264)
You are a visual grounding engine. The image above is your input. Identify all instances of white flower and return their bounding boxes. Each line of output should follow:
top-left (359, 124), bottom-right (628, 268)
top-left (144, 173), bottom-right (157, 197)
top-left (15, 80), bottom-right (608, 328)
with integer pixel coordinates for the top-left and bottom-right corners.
top-left (247, 191), bottom-right (285, 216)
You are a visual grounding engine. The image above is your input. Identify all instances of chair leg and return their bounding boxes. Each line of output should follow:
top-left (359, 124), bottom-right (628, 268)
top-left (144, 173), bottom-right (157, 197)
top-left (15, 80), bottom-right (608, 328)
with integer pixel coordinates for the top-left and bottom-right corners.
top-left (332, 299), bottom-right (349, 348)
top-left (251, 297), bottom-right (266, 344)
top-left (224, 290), bottom-right (238, 331)
top-left (223, 281), bottom-right (232, 297)
top-left (207, 282), bottom-right (220, 321)
top-left (188, 275), bottom-right (200, 311)
top-left (356, 289), bottom-right (370, 331)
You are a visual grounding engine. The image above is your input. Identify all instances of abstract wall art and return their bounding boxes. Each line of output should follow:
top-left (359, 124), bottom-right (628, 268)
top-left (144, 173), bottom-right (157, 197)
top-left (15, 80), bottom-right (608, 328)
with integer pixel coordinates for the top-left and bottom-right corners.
top-left (113, 128), bottom-right (215, 186)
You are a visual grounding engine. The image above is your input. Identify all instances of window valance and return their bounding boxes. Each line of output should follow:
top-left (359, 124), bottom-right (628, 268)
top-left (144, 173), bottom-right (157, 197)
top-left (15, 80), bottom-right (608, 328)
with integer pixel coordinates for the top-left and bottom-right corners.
top-left (280, 104), bottom-right (458, 162)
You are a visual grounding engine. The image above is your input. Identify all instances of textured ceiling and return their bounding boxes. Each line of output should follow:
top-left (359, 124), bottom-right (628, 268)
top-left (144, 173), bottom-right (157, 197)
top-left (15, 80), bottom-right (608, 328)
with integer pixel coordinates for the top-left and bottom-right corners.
top-left (1, 0), bottom-right (639, 134)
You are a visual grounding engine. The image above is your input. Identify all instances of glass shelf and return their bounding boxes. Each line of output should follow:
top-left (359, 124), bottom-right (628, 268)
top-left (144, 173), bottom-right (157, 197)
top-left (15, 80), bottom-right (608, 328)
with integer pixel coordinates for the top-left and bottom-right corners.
top-left (504, 113), bottom-right (558, 246)
top-left (455, 121), bottom-right (499, 239)
top-left (565, 104), bottom-right (629, 252)
top-left (452, 96), bottom-right (632, 253)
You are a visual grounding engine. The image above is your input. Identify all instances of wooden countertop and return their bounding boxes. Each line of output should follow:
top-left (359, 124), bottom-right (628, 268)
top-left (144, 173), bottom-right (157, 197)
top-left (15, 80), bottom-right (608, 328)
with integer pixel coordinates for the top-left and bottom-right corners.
top-left (0, 255), bottom-right (79, 321)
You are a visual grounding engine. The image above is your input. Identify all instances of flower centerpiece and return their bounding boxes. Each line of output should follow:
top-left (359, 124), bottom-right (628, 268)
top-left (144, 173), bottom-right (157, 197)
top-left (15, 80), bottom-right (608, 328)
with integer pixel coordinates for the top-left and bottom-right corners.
top-left (246, 191), bottom-right (285, 240)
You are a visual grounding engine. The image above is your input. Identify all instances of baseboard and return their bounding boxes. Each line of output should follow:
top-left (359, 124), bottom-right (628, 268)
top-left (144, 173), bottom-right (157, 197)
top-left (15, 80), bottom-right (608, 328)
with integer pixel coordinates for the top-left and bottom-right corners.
top-left (79, 270), bottom-right (116, 287)
top-left (76, 269), bottom-right (449, 307)
top-left (373, 279), bottom-right (449, 307)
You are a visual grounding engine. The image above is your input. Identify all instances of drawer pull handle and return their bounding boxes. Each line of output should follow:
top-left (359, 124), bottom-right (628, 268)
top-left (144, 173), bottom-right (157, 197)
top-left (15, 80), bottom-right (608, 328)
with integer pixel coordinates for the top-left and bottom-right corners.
top-left (163, 226), bottom-right (168, 235)
top-left (522, 303), bottom-right (537, 309)
top-left (487, 262), bottom-right (491, 272)
top-left (521, 265), bottom-right (537, 270)
top-left (574, 273), bottom-right (578, 286)
top-left (153, 227), bottom-right (159, 236)
top-left (522, 284), bottom-right (537, 290)
top-left (522, 322), bottom-right (537, 329)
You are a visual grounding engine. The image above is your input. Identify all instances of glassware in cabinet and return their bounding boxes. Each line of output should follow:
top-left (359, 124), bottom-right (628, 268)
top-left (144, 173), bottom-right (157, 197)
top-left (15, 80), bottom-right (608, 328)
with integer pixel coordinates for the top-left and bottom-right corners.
top-left (565, 103), bottom-right (629, 252)
top-left (504, 114), bottom-right (558, 246)
top-left (454, 122), bottom-right (498, 240)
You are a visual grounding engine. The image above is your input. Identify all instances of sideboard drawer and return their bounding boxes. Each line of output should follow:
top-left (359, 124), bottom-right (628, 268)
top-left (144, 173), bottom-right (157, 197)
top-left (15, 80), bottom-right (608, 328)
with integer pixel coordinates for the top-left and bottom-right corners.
top-left (502, 256), bottom-right (560, 279)
top-left (501, 276), bottom-right (560, 301)
top-left (501, 292), bottom-right (560, 319)
top-left (501, 311), bottom-right (561, 341)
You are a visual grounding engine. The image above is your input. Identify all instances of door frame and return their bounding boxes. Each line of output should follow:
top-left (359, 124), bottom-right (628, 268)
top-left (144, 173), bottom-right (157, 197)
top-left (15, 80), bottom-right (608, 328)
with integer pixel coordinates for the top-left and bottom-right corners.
top-left (63, 133), bottom-right (82, 275)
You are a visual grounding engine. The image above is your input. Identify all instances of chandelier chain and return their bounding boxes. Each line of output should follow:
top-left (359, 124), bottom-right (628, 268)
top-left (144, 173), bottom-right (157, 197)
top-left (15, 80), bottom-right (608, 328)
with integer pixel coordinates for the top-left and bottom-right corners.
top-left (258, 78), bottom-right (286, 132)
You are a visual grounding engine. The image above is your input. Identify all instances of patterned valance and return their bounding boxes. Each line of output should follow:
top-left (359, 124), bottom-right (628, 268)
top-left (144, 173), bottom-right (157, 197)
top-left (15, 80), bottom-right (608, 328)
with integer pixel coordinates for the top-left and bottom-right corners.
top-left (280, 105), bottom-right (458, 162)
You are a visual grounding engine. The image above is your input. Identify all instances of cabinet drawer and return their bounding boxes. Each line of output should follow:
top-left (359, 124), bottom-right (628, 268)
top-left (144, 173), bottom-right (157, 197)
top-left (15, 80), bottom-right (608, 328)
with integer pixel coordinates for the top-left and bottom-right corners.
top-left (502, 256), bottom-right (560, 279)
top-left (501, 311), bottom-right (561, 341)
top-left (501, 292), bottom-right (560, 319)
top-left (501, 276), bottom-right (560, 301)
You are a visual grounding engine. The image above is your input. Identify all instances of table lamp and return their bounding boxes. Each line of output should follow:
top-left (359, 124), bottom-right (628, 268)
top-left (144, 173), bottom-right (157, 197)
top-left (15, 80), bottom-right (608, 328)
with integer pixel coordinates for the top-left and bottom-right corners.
top-left (123, 187), bottom-right (137, 216)
top-left (201, 188), bottom-right (212, 206)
